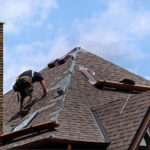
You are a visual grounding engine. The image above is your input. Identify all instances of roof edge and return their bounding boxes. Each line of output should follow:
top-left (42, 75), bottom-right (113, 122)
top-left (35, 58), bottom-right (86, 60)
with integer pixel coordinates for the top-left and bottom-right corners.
top-left (11, 137), bottom-right (110, 149)
top-left (128, 106), bottom-right (150, 150)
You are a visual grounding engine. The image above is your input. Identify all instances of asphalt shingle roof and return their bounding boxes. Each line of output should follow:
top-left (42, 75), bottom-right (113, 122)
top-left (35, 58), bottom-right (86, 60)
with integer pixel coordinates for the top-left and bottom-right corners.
top-left (2, 48), bottom-right (150, 149)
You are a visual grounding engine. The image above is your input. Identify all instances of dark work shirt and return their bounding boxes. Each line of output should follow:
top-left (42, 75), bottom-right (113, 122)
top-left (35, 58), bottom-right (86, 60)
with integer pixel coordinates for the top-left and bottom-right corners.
top-left (19, 70), bottom-right (44, 83)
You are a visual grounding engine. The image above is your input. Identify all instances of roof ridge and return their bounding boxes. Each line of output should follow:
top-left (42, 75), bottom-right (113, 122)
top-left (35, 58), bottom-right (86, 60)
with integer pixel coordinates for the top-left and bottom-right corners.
top-left (46, 48), bottom-right (80, 123)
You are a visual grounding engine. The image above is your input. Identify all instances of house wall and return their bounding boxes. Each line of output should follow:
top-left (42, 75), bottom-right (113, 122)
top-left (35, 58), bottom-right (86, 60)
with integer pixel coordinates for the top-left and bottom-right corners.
top-left (0, 22), bottom-right (4, 133)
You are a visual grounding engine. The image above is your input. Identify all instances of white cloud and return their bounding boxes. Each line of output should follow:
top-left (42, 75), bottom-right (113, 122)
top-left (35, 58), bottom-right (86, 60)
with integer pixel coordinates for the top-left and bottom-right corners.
top-left (15, 44), bottom-right (34, 52)
top-left (0, 0), bottom-right (58, 33)
top-left (48, 35), bottom-right (76, 60)
top-left (130, 13), bottom-right (150, 36)
top-left (75, 0), bottom-right (150, 60)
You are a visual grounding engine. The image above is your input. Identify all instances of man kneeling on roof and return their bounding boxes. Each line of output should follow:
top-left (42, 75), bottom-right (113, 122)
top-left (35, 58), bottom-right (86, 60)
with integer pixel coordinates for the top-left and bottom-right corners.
top-left (13, 70), bottom-right (47, 115)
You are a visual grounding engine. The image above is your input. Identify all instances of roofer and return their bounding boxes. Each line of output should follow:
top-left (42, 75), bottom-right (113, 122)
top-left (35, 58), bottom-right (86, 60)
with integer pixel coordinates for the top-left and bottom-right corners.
top-left (13, 70), bottom-right (47, 114)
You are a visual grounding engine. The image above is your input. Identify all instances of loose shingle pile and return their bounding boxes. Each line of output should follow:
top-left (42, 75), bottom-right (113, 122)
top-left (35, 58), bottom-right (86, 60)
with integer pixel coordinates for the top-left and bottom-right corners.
top-left (2, 48), bottom-right (150, 149)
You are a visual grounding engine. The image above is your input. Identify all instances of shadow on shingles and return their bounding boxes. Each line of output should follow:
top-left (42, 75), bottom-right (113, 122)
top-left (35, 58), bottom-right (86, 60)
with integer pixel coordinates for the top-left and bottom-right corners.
top-left (96, 87), bottom-right (140, 94)
top-left (8, 111), bottom-right (22, 122)
top-left (27, 97), bottom-right (43, 110)
top-left (8, 98), bottom-right (43, 122)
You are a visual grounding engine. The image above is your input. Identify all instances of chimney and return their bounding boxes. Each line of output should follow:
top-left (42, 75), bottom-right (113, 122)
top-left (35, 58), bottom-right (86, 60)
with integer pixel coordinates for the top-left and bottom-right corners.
top-left (0, 21), bottom-right (4, 134)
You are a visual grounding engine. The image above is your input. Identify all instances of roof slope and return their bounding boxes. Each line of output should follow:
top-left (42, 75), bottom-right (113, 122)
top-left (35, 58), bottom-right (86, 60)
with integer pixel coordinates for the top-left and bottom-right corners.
top-left (95, 92), bottom-right (150, 150)
top-left (2, 48), bottom-right (150, 149)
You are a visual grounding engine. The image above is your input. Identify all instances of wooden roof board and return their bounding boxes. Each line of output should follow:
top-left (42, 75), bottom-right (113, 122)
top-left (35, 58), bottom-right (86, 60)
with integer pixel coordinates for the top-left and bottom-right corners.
top-left (0, 121), bottom-right (59, 144)
top-left (95, 80), bottom-right (150, 92)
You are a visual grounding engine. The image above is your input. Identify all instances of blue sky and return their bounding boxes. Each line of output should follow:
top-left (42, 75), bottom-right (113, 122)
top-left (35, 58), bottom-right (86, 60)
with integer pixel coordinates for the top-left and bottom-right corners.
top-left (1, 0), bottom-right (150, 93)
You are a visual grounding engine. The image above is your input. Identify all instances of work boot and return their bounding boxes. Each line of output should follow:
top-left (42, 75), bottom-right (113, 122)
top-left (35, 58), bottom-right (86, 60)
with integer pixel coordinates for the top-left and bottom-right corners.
top-left (20, 108), bottom-right (28, 115)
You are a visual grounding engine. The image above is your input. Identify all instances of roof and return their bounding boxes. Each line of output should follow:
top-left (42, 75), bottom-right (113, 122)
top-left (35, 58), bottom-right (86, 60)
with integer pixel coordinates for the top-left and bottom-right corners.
top-left (95, 92), bottom-right (150, 150)
top-left (2, 48), bottom-right (150, 149)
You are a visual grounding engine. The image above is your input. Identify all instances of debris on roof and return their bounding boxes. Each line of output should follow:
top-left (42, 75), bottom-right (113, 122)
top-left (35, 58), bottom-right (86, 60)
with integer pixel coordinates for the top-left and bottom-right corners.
top-left (79, 65), bottom-right (97, 85)
top-left (55, 87), bottom-right (66, 98)
top-left (120, 78), bottom-right (135, 85)
top-left (48, 54), bottom-right (71, 69)
top-left (58, 54), bottom-right (71, 65)
top-left (79, 65), bottom-right (150, 92)
top-left (120, 95), bottom-right (130, 114)
top-left (48, 59), bottom-right (59, 68)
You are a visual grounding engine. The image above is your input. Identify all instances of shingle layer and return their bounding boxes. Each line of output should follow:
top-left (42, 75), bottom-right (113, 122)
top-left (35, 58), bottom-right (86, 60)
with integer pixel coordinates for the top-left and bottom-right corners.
top-left (2, 49), bottom-right (150, 149)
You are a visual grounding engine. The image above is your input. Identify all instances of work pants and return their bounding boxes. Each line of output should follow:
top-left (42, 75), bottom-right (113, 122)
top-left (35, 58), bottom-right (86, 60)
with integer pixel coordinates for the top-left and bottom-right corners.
top-left (19, 82), bottom-right (33, 111)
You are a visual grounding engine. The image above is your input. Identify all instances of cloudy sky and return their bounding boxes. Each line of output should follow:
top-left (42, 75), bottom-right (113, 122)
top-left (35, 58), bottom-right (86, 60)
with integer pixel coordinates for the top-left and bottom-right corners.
top-left (1, 0), bottom-right (150, 93)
